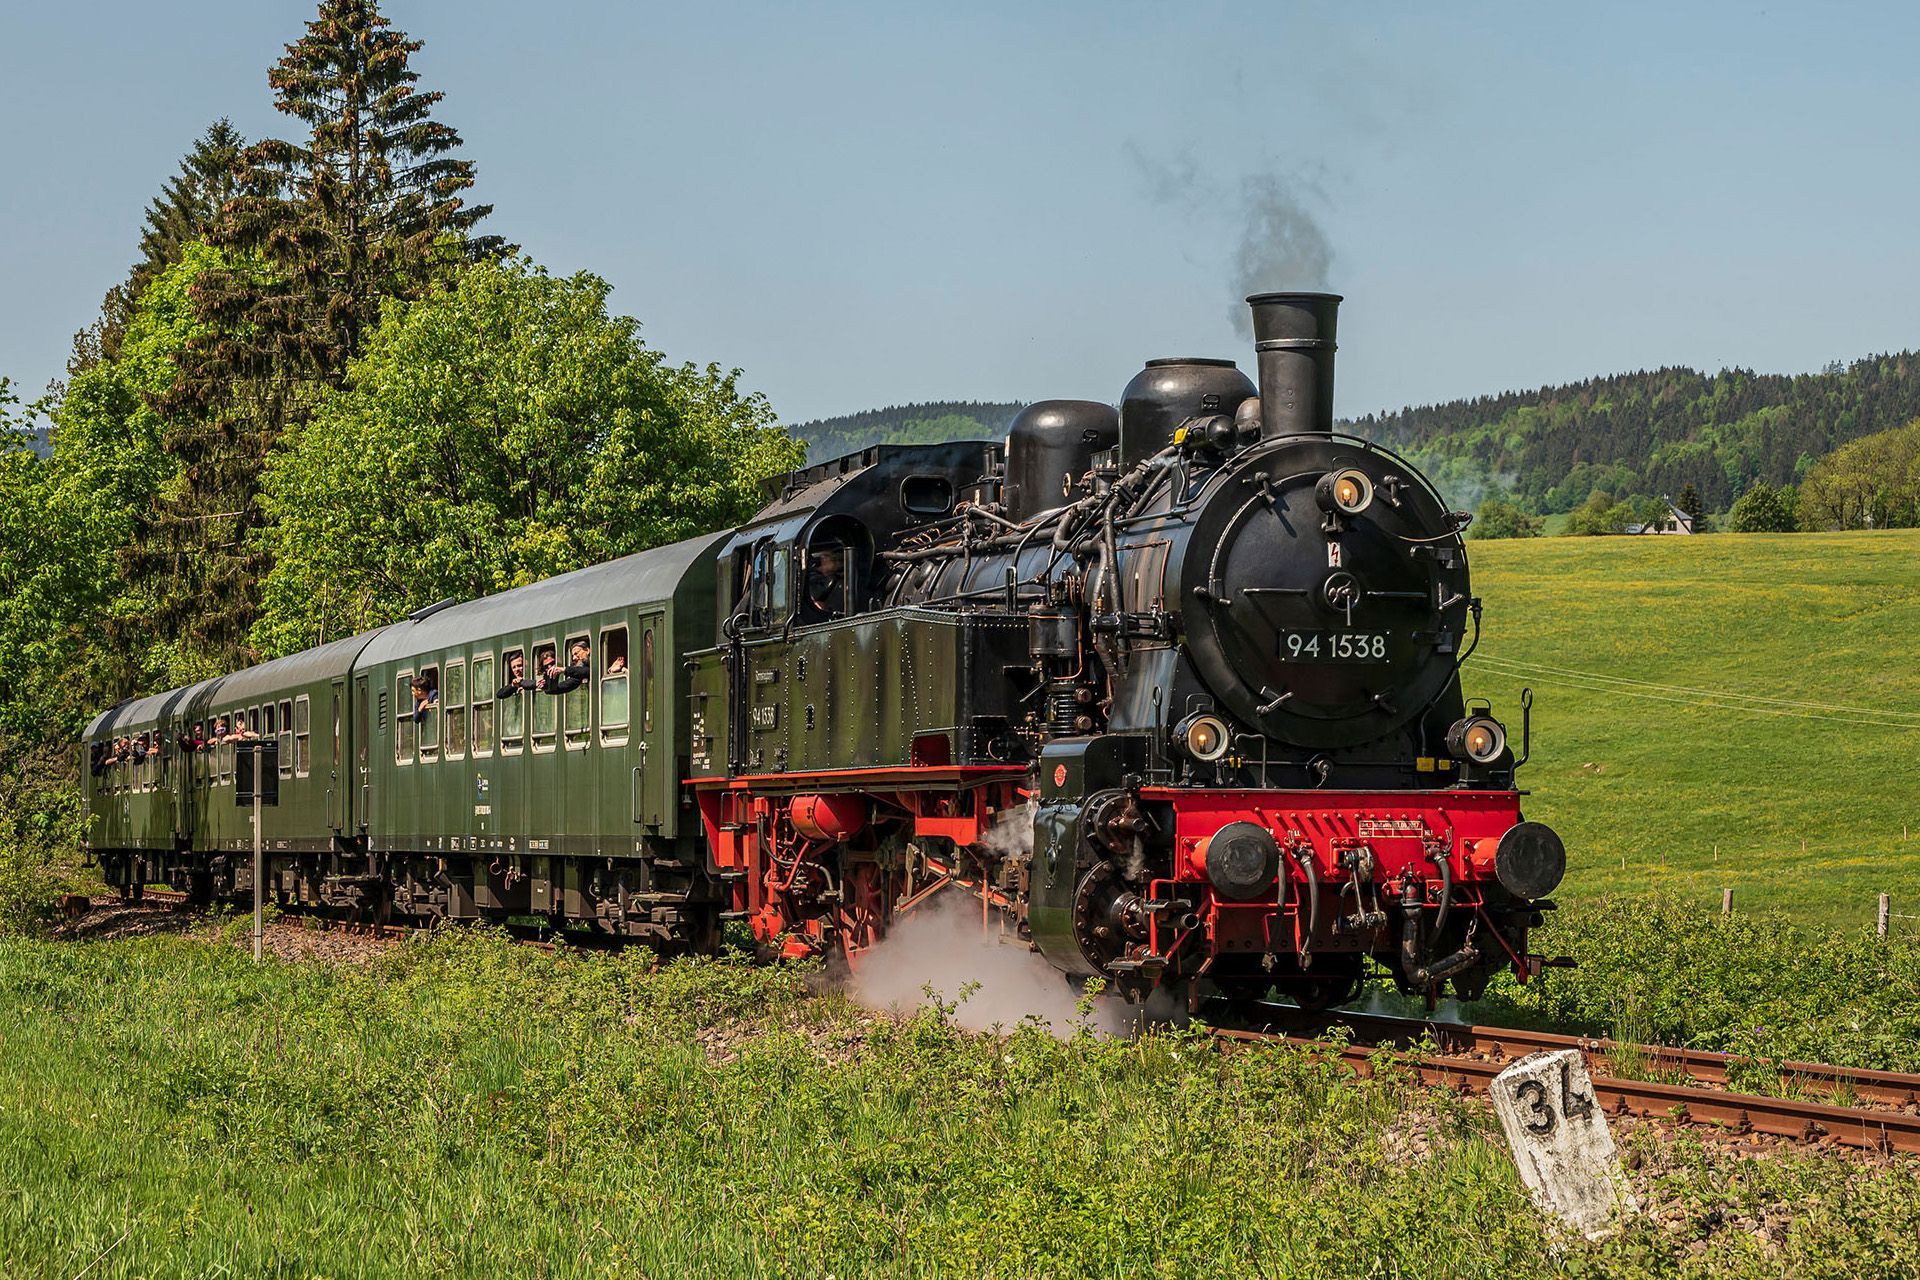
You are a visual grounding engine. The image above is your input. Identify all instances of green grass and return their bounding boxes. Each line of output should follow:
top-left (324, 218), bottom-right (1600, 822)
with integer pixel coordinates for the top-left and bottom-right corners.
top-left (2, 930), bottom-right (1918, 1279)
top-left (1465, 530), bottom-right (1920, 925)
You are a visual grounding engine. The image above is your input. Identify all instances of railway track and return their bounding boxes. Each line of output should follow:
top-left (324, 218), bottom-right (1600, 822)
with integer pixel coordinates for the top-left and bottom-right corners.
top-left (1212, 1008), bottom-right (1920, 1156)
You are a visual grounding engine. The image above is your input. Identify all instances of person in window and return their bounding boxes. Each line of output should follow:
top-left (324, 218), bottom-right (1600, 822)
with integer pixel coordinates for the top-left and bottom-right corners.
top-left (209, 716), bottom-right (231, 743)
top-left (230, 718), bottom-right (257, 742)
top-left (498, 652), bottom-right (535, 699)
top-left (606, 653), bottom-right (627, 675)
top-left (406, 675), bottom-right (439, 723)
top-left (540, 640), bottom-right (591, 695)
top-left (799, 546), bottom-right (846, 624)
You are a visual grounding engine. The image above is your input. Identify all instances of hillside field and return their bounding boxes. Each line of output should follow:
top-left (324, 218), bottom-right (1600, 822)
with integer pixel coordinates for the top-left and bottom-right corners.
top-left (1463, 529), bottom-right (1920, 926)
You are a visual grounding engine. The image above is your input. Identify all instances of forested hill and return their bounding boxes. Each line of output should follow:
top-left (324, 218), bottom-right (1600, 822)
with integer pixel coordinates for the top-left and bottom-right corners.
top-left (792, 401), bottom-right (1022, 463)
top-left (1349, 354), bottom-right (1920, 512)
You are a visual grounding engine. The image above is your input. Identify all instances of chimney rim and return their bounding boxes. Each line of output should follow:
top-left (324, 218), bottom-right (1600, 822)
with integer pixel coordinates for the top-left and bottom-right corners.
top-left (1245, 290), bottom-right (1345, 305)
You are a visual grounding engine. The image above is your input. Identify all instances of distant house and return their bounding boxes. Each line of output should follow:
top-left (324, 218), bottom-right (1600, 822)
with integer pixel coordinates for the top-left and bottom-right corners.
top-left (1626, 499), bottom-right (1695, 536)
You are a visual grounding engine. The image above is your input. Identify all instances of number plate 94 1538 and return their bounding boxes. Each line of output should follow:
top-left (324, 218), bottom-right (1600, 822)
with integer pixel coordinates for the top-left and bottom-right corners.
top-left (1281, 631), bottom-right (1389, 662)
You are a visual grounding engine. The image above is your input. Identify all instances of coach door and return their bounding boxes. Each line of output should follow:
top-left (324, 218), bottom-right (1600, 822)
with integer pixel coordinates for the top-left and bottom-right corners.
top-left (631, 611), bottom-right (666, 829)
top-left (354, 675), bottom-right (371, 834)
top-left (328, 679), bottom-right (346, 831)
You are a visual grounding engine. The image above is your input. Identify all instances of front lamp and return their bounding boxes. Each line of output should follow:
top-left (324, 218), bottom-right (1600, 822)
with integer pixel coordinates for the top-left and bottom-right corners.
top-left (1316, 468), bottom-right (1374, 516)
top-left (1446, 716), bottom-right (1507, 764)
top-left (1176, 713), bottom-right (1232, 763)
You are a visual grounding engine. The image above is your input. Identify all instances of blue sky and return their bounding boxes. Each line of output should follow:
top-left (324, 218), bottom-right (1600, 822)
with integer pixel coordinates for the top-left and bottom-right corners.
top-left (3, 1), bottom-right (1916, 426)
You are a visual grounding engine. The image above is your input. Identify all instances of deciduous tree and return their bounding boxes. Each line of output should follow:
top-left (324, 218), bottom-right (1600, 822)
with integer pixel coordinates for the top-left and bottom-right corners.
top-left (253, 260), bottom-right (803, 654)
top-left (1467, 497), bottom-right (1544, 540)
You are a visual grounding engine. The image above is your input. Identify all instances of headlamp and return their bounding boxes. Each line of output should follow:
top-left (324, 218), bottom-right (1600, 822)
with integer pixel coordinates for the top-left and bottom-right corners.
top-left (1316, 468), bottom-right (1374, 516)
top-left (1446, 716), bottom-right (1507, 764)
top-left (1177, 713), bottom-right (1232, 763)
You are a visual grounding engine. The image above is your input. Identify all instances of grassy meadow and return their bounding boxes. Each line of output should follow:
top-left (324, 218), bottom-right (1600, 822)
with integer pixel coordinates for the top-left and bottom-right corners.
top-left (4, 928), bottom-right (1919, 1280)
top-left (1464, 530), bottom-right (1920, 926)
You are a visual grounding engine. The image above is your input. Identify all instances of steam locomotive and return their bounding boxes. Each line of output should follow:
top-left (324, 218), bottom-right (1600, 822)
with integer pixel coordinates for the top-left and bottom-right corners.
top-left (83, 292), bottom-right (1563, 1010)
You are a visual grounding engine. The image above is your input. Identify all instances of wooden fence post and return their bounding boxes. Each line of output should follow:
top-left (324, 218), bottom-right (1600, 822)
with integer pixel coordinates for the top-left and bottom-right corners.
top-left (1721, 888), bottom-right (1733, 916)
top-left (1879, 893), bottom-right (1891, 939)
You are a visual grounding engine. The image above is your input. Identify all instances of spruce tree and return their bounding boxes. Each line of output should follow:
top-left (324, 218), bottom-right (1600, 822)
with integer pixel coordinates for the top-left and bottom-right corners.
top-left (204, 0), bottom-right (502, 381)
top-left (124, 0), bottom-right (501, 672)
top-left (67, 121), bottom-right (246, 376)
top-left (1676, 482), bottom-right (1706, 531)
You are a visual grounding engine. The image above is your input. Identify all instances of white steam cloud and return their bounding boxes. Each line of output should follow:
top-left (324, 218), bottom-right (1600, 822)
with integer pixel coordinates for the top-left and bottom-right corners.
top-left (849, 892), bottom-right (1132, 1038)
top-left (845, 805), bottom-right (1175, 1038)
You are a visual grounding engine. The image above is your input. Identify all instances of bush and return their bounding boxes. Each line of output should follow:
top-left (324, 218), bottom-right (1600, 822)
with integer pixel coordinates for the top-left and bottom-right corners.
top-left (1724, 481), bottom-right (1799, 532)
top-left (1468, 497), bottom-right (1544, 540)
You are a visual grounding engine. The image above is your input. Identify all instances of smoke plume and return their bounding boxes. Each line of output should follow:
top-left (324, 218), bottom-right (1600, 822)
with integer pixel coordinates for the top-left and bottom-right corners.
top-left (1228, 173), bottom-right (1335, 339)
top-left (1125, 143), bottom-right (1337, 339)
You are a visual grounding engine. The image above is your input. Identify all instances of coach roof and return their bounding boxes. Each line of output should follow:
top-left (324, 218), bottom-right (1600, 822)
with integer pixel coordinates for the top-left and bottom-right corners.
top-left (204, 628), bottom-right (393, 705)
top-left (356, 529), bottom-right (730, 667)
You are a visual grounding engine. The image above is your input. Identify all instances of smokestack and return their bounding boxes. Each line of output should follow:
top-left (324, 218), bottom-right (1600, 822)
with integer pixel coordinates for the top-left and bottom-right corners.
top-left (1247, 291), bottom-right (1341, 438)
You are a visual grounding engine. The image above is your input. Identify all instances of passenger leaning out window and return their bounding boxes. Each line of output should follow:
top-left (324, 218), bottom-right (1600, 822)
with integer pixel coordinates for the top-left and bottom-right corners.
top-left (407, 675), bottom-right (439, 723)
top-left (540, 639), bottom-right (591, 694)
top-left (498, 651), bottom-right (537, 699)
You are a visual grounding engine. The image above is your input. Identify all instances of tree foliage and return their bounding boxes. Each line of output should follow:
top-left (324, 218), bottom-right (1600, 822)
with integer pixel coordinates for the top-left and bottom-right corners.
top-left (1466, 497), bottom-right (1544, 540)
top-left (1724, 480), bottom-right (1800, 533)
top-left (253, 260), bottom-right (803, 654)
top-left (795, 401), bottom-right (1023, 463)
top-left (1353, 357), bottom-right (1920, 514)
top-left (1562, 489), bottom-right (1636, 536)
top-left (119, 0), bottom-right (501, 673)
top-left (1796, 417), bottom-right (1920, 531)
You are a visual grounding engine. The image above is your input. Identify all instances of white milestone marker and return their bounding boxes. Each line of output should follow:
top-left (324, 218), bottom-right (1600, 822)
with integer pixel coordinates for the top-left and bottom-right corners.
top-left (1491, 1049), bottom-right (1639, 1240)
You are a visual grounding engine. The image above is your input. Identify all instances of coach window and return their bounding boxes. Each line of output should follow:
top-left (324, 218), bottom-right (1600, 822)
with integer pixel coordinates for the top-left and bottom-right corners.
top-left (444, 660), bottom-right (468, 760)
top-left (471, 654), bottom-right (496, 758)
top-left (396, 672), bottom-right (416, 764)
top-left (599, 627), bottom-right (629, 746)
top-left (563, 632), bottom-right (591, 750)
top-left (531, 642), bottom-right (558, 752)
top-left (278, 699), bottom-right (295, 777)
top-left (294, 695), bottom-right (312, 777)
top-left (416, 665), bottom-right (441, 759)
top-left (501, 648), bottom-right (526, 754)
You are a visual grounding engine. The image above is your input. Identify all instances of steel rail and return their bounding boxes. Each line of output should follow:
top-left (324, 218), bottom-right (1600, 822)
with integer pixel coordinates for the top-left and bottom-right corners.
top-left (1212, 1026), bottom-right (1920, 1155)
top-left (1223, 1006), bottom-right (1920, 1109)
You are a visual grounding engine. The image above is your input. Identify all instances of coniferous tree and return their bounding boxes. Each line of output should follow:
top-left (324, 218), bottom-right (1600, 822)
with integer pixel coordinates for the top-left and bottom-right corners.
top-left (125, 0), bottom-right (500, 670)
top-left (67, 121), bottom-right (247, 377)
top-left (1676, 482), bottom-right (1706, 531)
top-left (204, 0), bottom-right (502, 383)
